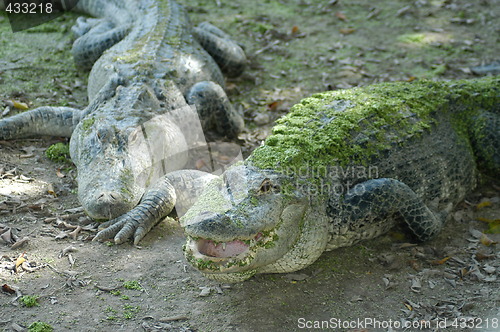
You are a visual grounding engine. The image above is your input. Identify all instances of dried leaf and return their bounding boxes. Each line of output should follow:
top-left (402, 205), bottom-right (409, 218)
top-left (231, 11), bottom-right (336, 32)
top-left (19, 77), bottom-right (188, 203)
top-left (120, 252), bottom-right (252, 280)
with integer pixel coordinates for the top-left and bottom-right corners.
top-left (10, 236), bottom-right (29, 250)
top-left (10, 100), bottom-right (29, 110)
top-left (476, 201), bottom-right (492, 209)
top-left (199, 286), bottom-right (211, 297)
top-left (408, 260), bottom-right (420, 271)
top-left (410, 277), bottom-right (421, 293)
top-left (15, 253), bottom-right (27, 272)
top-left (195, 159), bottom-right (208, 171)
top-left (483, 265), bottom-right (495, 274)
top-left (459, 267), bottom-right (470, 278)
top-left (0, 228), bottom-right (14, 244)
top-left (59, 246), bottom-right (78, 258)
top-left (428, 280), bottom-right (436, 289)
top-left (68, 254), bottom-right (75, 267)
top-left (487, 222), bottom-right (500, 234)
top-left (2, 283), bottom-right (16, 295)
top-left (477, 217), bottom-right (500, 223)
top-left (469, 229), bottom-right (483, 239)
top-left (285, 273), bottom-right (309, 281)
top-left (430, 256), bottom-right (451, 265)
top-left (477, 218), bottom-right (500, 234)
top-left (475, 252), bottom-right (494, 261)
top-left (444, 278), bottom-right (456, 288)
top-left (267, 100), bottom-right (283, 111)
top-left (158, 315), bottom-right (189, 323)
top-left (339, 28), bottom-right (356, 35)
top-left (480, 233), bottom-right (497, 246)
top-left (335, 12), bottom-right (348, 21)
top-left (47, 183), bottom-right (57, 197)
top-left (56, 168), bottom-right (65, 178)
top-left (55, 232), bottom-right (69, 240)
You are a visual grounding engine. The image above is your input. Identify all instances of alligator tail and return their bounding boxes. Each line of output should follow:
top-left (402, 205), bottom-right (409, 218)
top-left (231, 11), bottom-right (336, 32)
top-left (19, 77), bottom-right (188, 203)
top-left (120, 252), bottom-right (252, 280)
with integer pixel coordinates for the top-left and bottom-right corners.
top-left (0, 106), bottom-right (79, 140)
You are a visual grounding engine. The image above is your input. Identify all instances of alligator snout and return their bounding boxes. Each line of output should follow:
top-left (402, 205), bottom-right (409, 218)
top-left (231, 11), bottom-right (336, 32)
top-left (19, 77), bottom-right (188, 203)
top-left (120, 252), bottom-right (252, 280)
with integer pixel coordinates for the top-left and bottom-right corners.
top-left (184, 211), bottom-right (263, 241)
top-left (97, 191), bottom-right (120, 202)
top-left (84, 190), bottom-right (133, 220)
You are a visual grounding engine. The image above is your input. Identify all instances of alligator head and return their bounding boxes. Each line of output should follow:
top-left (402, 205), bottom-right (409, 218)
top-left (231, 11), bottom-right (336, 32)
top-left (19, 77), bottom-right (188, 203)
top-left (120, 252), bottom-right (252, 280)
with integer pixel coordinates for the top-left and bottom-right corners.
top-left (181, 164), bottom-right (328, 282)
top-left (69, 84), bottom-right (189, 220)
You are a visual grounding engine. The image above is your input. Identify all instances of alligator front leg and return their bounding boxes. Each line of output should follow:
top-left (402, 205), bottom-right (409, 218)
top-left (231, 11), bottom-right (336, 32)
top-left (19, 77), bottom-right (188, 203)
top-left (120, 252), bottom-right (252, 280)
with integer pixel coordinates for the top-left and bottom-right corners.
top-left (193, 22), bottom-right (247, 78)
top-left (187, 81), bottom-right (244, 138)
top-left (0, 106), bottom-right (79, 139)
top-left (329, 178), bottom-right (444, 247)
top-left (93, 170), bottom-right (217, 244)
top-left (93, 175), bottom-right (176, 245)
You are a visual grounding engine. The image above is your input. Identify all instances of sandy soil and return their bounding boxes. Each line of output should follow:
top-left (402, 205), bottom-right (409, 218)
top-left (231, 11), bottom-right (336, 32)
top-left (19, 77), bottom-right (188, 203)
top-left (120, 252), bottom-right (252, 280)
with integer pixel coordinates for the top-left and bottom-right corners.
top-left (1, 0), bottom-right (499, 331)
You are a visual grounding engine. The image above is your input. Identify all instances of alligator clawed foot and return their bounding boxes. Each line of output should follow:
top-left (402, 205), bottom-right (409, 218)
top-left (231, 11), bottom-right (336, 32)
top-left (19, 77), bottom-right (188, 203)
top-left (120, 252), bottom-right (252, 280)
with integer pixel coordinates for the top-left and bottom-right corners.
top-left (93, 215), bottom-right (129, 244)
top-left (93, 214), bottom-right (148, 245)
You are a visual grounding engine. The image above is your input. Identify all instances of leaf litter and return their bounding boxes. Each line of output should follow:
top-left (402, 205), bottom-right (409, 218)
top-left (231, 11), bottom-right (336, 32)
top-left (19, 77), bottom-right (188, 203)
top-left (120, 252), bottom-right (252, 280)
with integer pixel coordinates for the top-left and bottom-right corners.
top-left (0, 0), bottom-right (499, 330)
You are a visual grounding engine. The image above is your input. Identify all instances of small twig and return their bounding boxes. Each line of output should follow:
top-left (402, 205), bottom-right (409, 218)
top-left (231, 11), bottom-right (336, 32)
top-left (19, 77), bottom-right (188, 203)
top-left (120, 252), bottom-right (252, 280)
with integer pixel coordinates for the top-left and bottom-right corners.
top-left (68, 226), bottom-right (82, 239)
top-left (20, 261), bottom-right (44, 272)
top-left (159, 315), bottom-right (189, 322)
top-left (59, 246), bottom-right (78, 258)
top-left (254, 40), bottom-right (280, 55)
top-left (95, 284), bottom-right (121, 292)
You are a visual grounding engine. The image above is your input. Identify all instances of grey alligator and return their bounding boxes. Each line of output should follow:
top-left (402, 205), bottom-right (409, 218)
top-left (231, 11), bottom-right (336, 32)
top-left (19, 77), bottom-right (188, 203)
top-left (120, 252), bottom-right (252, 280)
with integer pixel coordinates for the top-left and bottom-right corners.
top-left (181, 77), bottom-right (500, 282)
top-left (0, 0), bottom-right (247, 244)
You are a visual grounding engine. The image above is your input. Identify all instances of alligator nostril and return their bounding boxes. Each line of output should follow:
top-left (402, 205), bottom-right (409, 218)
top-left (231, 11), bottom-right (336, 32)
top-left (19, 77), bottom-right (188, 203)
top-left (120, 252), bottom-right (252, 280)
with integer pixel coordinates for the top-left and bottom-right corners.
top-left (97, 191), bottom-right (120, 203)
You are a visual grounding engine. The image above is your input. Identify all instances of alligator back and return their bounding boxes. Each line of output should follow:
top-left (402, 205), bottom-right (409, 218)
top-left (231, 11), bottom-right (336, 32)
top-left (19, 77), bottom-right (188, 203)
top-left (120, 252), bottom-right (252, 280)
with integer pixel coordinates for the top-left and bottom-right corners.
top-left (249, 77), bottom-right (499, 206)
top-left (73, 0), bottom-right (224, 101)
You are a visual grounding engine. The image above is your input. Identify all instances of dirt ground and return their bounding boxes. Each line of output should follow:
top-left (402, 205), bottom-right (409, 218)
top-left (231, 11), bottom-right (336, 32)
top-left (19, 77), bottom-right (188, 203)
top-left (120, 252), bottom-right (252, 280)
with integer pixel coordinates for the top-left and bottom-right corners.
top-left (1, 0), bottom-right (499, 331)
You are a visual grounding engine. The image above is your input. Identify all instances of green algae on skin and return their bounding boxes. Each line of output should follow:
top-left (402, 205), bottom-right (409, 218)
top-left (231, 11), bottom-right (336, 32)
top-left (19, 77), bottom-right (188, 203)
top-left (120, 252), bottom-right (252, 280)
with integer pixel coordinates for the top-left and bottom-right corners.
top-left (181, 176), bottom-right (229, 222)
top-left (248, 77), bottom-right (500, 175)
top-left (81, 117), bottom-right (96, 132)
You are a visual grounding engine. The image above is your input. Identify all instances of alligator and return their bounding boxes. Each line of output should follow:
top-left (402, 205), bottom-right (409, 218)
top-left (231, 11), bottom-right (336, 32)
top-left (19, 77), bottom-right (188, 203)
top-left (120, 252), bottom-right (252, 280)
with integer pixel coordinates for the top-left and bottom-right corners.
top-left (180, 77), bottom-right (500, 282)
top-left (0, 0), bottom-right (246, 243)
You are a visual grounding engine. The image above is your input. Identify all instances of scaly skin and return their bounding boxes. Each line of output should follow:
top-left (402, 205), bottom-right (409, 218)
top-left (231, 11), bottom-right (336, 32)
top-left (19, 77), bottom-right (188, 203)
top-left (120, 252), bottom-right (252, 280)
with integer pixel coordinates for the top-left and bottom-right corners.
top-left (181, 77), bottom-right (500, 282)
top-left (0, 0), bottom-right (246, 244)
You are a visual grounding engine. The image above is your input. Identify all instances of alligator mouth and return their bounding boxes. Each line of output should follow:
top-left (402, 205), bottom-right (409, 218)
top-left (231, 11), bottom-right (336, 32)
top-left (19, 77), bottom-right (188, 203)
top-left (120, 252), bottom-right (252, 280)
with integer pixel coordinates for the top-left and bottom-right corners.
top-left (196, 238), bottom-right (250, 258)
top-left (185, 231), bottom-right (272, 273)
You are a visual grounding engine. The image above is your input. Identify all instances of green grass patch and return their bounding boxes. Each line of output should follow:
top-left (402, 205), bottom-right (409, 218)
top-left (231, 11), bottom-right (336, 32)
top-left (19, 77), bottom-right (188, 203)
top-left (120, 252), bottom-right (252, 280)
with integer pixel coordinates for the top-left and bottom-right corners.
top-left (28, 321), bottom-right (53, 332)
top-left (20, 295), bottom-right (39, 307)
top-left (45, 142), bottom-right (70, 163)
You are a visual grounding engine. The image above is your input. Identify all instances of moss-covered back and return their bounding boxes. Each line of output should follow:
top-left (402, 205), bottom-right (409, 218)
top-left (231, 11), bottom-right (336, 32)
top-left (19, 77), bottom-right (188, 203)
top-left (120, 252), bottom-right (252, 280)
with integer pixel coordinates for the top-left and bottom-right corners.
top-left (248, 77), bottom-right (499, 173)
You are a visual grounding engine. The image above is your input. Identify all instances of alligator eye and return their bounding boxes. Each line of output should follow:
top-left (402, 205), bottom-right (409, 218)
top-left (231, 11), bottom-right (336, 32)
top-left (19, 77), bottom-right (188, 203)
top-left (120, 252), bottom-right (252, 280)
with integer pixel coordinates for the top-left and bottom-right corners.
top-left (258, 179), bottom-right (280, 194)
